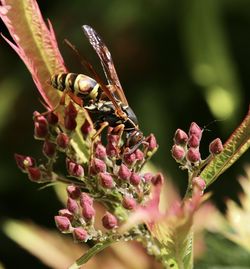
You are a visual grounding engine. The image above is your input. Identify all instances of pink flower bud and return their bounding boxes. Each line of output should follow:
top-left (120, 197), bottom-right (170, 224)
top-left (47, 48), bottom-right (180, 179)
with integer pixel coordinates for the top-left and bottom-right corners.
top-left (56, 133), bottom-right (70, 149)
top-left (91, 158), bottom-right (106, 174)
top-left (64, 115), bottom-right (77, 131)
top-left (15, 154), bottom-right (35, 172)
top-left (118, 164), bottom-right (131, 180)
top-left (209, 138), bottom-right (223, 155)
top-left (107, 133), bottom-right (119, 144)
top-left (174, 129), bottom-right (188, 145)
top-left (130, 172), bottom-right (141, 186)
top-left (122, 195), bottom-right (136, 210)
top-left (192, 176), bottom-right (206, 191)
top-left (188, 135), bottom-right (200, 148)
top-left (102, 212), bottom-right (118, 229)
top-left (123, 152), bottom-right (136, 165)
top-left (135, 149), bottom-right (144, 161)
top-left (33, 113), bottom-right (48, 138)
top-left (143, 172), bottom-right (153, 183)
top-left (189, 122), bottom-right (202, 140)
top-left (43, 140), bottom-right (56, 157)
top-left (187, 148), bottom-right (201, 163)
top-left (67, 185), bottom-right (81, 199)
top-left (27, 167), bottom-right (41, 181)
top-left (146, 134), bottom-right (158, 151)
top-left (66, 159), bottom-right (84, 178)
top-left (59, 209), bottom-right (74, 222)
top-left (151, 173), bottom-right (164, 186)
top-left (99, 172), bottom-right (114, 189)
top-left (73, 227), bottom-right (88, 242)
top-left (80, 193), bottom-right (93, 207)
top-left (65, 101), bottom-right (78, 118)
top-left (171, 145), bottom-right (186, 161)
top-left (67, 197), bottom-right (79, 214)
top-left (95, 143), bottom-right (107, 159)
top-left (54, 216), bottom-right (71, 232)
top-left (82, 203), bottom-right (95, 220)
top-left (81, 119), bottom-right (92, 136)
top-left (46, 111), bottom-right (58, 125)
top-left (106, 143), bottom-right (119, 157)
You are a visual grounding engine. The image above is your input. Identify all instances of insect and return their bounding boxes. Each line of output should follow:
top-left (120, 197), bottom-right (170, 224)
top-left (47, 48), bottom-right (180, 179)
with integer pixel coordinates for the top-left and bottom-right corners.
top-left (51, 25), bottom-right (144, 152)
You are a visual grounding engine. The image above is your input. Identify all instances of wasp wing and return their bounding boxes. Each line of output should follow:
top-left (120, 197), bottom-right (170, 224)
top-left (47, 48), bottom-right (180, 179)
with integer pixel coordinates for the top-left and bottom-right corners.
top-left (82, 25), bottom-right (128, 106)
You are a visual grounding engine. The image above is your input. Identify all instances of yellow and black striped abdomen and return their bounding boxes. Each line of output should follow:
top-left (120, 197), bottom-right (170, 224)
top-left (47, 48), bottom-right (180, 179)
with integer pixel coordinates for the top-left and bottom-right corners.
top-left (51, 73), bottom-right (101, 102)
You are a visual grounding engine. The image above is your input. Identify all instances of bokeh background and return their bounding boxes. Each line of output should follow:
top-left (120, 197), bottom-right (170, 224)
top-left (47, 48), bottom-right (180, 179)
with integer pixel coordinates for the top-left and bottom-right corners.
top-left (0, 0), bottom-right (250, 268)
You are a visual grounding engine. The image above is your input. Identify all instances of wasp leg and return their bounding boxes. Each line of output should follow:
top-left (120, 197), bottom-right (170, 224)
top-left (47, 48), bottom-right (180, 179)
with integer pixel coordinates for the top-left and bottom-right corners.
top-left (112, 124), bottom-right (125, 140)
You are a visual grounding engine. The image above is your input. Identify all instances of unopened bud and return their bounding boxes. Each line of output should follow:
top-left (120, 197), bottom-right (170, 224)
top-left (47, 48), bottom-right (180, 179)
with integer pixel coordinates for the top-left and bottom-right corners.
top-left (102, 212), bottom-right (118, 229)
top-left (27, 167), bottom-right (41, 181)
top-left (188, 135), bottom-right (200, 148)
top-left (143, 172), bottom-right (153, 183)
top-left (67, 185), bottom-right (81, 199)
top-left (135, 149), bottom-right (144, 161)
top-left (118, 164), bottom-right (131, 180)
top-left (209, 138), bottom-right (223, 155)
top-left (43, 140), bottom-right (56, 157)
top-left (67, 197), bottom-right (79, 214)
top-left (130, 172), bottom-right (141, 186)
top-left (174, 129), bottom-right (188, 145)
top-left (95, 143), bottom-right (107, 159)
top-left (187, 148), bottom-right (201, 163)
top-left (146, 134), bottom-right (158, 151)
top-left (15, 154), bottom-right (35, 172)
top-left (151, 173), bottom-right (164, 186)
top-left (46, 111), bottom-right (58, 125)
top-left (66, 159), bottom-right (84, 178)
top-left (82, 203), bottom-right (95, 220)
top-left (59, 209), bottom-right (74, 222)
top-left (106, 142), bottom-right (119, 157)
top-left (123, 152), bottom-right (136, 165)
top-left (122, 195), bottom-right (136, 210)
top-left (189, 122), bottom-right (202, 140)
top-left (81, 119), bottom-right (92, 136)
top-left (99, 172), bottom-right (114, 189)
top-left (54, 216), bottom-right (71, 232)
top-left (80, 193), bottom-right (93, 207)
top-left (171, 145), bottom-right (186, 161)
top-left (91, 158), bottom-right (106, 174)
top-left (56, 133), bottom-right (70, 149)
top-left (192, 176), bottom-right (206, 191)
top-left (73, 227), bottom-right (88, 242)
top-left (33, 113), bottom-right (48, 138)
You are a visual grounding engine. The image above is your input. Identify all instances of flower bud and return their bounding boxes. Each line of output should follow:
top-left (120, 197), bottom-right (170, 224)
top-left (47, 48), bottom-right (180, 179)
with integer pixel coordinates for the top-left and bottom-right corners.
top-left (67, 185), bottom-right (81, 199)
top-left (151, 173), bottom-right (164, 186)
top-left (82, 203), bottom-right (95, 220)
top-left (135, 149), bottom-right (144, 161)
top-left (99, 172), bottom-right (114, 189)
top-left (95, 143), bottom-right (107, 159)
top-left (118, 164), bottom-right (131, 180)
top-left (67, 197), bottom-right (79, 214)
top-left (64, 115), bottom-right (77, 131)
top-left (122, 195), bottom-right (136, 210)
top-left (189, 122), bottom-right (202, 140)
top-left (91, 158), bottom-right (106, 174)
top-left (27, 167), bottom-right (41, 181)
top-left (43, 140), bottom-right (56, 157)
top-left (56, 132), bottom-right (70, 149)
top-left (58, 209), bottom-right (74, 222)
top-left (123, 152), bottom-right (136, 165)
top-left (15, 154), bottom-right (35, 172)
top-left (81, 119), bottom-right (92, 136)
top-left (102, 212), bottom-right (118, 229)
top-left (130, 172), bottom-right (141, 186)
top-left (66, 159), bottom-right (84, 178)
top-left (143, 172), bottom-right (153, 183)
top-left (54, 216), bottom-right (71, 232)
top-left (192, 176), bottom-right (206, 191)
top-left (186, 148), bottom-right (201, 163)
top-left (174, 129), bottom-right (188, 145)
top-left (33, 113), bottom-right (48, 138)
top-left (171, 145), bottom-right (186, 161)
top-left (188, 135), bottom-right (200, 148)
top-left (46, 111), bottom-right (58, 125)
top-left (73, 227), bottom-right (88, 242)
top-left (107, 133), bottom-right (119, 144)
top-left (80, 193), bottom-right (93, 207)
top-left (146, 134), bottom-right (158, 151)
top-left (209, 138), bottom-right (223, 155)
top-left (106, 142), bottom-right (119, 157)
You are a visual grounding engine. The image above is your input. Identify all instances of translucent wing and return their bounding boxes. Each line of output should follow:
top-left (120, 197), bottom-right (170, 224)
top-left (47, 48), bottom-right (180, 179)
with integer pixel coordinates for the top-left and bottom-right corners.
top-left (82, 25), bottom-right (128, 106)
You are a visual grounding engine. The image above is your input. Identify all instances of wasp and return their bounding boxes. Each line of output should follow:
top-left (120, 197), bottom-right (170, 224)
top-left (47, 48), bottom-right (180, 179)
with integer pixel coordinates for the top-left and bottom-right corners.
top-left (51, 25), bottom-right (144, 152)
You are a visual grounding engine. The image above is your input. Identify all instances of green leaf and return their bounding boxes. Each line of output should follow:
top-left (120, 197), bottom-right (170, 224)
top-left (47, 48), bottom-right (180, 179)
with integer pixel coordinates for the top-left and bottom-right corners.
top-left (201, 106), bottom-right (250, 186)
top-left (0, 0), bottom-right (66, 108)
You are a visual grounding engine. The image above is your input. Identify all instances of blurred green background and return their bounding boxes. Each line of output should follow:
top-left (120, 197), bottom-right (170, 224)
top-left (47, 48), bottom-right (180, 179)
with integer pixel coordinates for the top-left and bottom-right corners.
top-left (0, 0), bottom-right (250, 268)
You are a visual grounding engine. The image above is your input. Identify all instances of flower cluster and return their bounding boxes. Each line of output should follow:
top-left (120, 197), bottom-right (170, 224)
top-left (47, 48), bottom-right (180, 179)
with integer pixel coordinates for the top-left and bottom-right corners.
top-left (15, 101), bottom-right (160, 243)
top-left (171, 122), bottom-right (224, 171)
